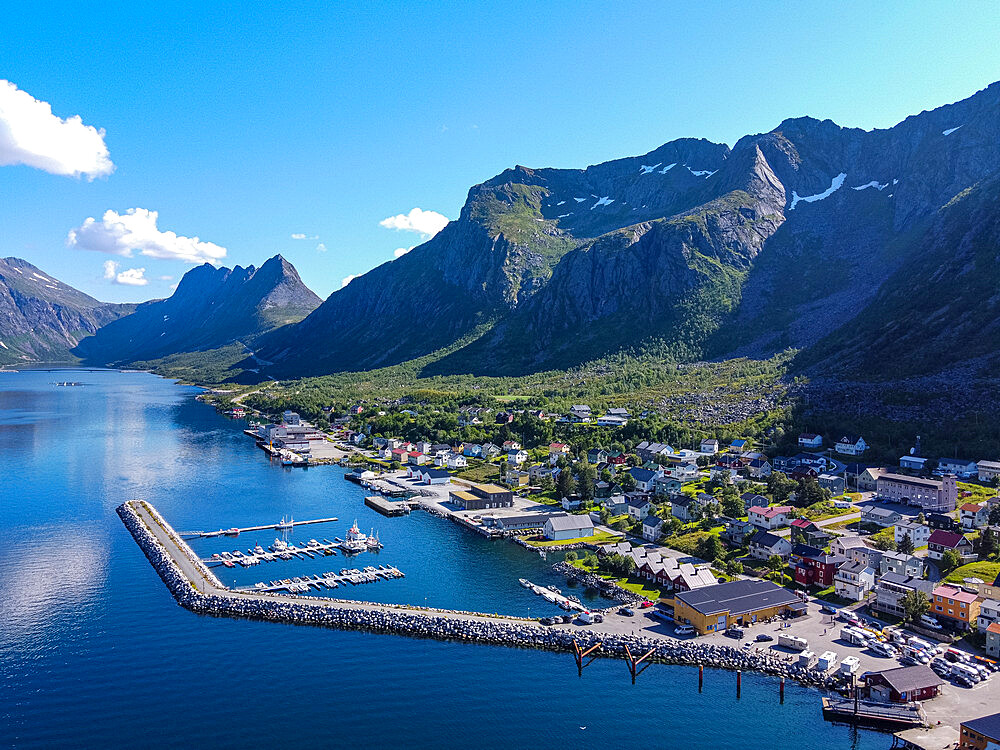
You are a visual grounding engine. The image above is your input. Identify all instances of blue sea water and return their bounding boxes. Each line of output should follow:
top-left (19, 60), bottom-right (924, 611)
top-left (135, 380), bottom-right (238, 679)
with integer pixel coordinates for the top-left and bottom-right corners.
top-left (0, 369), bottom-right (887, 749)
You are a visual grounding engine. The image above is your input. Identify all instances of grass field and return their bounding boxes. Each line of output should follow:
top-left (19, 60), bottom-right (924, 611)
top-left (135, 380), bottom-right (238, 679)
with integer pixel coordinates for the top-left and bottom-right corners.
top-left (522, 531), bottom-right (623, 548)
top-left (944, 561), bottom-right (1000, 584)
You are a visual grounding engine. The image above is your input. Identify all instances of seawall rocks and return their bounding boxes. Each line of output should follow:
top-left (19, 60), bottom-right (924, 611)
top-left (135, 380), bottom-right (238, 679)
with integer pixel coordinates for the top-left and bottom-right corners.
top-left (117, 502), bottom-right (845, 690)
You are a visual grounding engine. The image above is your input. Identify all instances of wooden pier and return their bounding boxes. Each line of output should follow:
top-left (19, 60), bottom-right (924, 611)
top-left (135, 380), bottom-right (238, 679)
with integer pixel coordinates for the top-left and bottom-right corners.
top-left (182, 517), bottom-right (339, 539)
top-left (235, 565), bottom-right (405, 594)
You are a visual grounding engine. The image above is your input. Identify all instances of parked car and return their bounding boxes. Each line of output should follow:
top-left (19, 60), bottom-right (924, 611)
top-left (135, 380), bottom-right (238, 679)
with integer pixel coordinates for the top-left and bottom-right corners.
top-left (726, 626), bottom-right (746, 639)
top-left (674, 624), bottom-right (695, 636)
top-left (592, 613), bottom-right (604, 624)
top-left (755, 634), bottom-right (774, 642)
top-left (619, 607), bottom-right (635, 617)
top-left (919, 614), bottom-right (943, 631)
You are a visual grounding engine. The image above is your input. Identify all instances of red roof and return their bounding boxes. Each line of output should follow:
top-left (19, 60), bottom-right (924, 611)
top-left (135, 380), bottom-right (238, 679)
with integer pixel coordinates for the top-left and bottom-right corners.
top-left (749, 505), bottom-right (794, 519)
top-left (928, 529), bottom-right (967, 548)
top-left (549, 443), bottom-right (568, 451)
top-left (988, 622), bottom-right (1000, 635)
top-left (932, 584), bottom-right (978, 604)
top-left (960, 502), bottom-right (983, 512)
top-left (790, 518), bottom-right (813, 529)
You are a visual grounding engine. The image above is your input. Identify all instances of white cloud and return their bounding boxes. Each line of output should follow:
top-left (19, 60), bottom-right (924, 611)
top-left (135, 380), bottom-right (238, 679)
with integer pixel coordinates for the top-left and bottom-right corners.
top-left (0, 79), bottom-right (113, 179)
top-left (379, 207), bottom-right (448, 237)
top-left (67, 208), bottom-right (227, 264)
top-left (341, 274), bottom-right (360, 288)
top-left (291, 233), bottom-right (319, 240)
top-left (157, 275), bottom-right (173, 281)
top-left (393, 246), bottom-right (414, 258)
top-left (102, 260), bottom-right (148, 286)
top-left (316, 242), bottom-right (327, 253)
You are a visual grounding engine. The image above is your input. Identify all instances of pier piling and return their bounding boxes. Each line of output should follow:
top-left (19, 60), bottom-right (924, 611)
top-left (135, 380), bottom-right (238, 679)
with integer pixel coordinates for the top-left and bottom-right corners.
top-left (780, 676), bottom-right (785, 704)
top-left (572, 639), bottom-right (601, 677)
top-left (698, 663), bottom-right (703, 692)
top-left (736, 669), bottom-right (741, 699)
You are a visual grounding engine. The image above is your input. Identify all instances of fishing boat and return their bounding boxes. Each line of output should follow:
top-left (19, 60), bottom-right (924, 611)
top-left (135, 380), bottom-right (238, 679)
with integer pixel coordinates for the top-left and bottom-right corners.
top-left (276, 516), bottom-right (294, 530)
top-left (339, 520), bottom-right (372, 554)
top-left (253, 544), bottom-right (265, 555)
top-left (224, 527), bottom-right (240, 537)
top-left (519, 578), bottom-right (531, 588)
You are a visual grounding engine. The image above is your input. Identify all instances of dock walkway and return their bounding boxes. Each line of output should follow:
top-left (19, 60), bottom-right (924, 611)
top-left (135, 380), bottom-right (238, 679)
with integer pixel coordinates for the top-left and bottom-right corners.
top-left (182, 517), bottom-right (339, 538)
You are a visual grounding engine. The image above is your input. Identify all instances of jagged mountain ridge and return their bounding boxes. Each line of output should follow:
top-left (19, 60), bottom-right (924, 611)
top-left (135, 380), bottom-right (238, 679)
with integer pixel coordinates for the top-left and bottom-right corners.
top-left (74, 254), bottom-right (321, 366)
top-left (255, 80), bottom-right (1000, 379)
top-left (0, 257), bottom-right (134, 365)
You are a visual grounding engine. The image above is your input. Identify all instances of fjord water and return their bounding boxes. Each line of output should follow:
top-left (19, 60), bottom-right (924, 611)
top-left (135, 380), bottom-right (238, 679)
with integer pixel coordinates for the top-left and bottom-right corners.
top-left (0, 369), bottom-right (883, 749)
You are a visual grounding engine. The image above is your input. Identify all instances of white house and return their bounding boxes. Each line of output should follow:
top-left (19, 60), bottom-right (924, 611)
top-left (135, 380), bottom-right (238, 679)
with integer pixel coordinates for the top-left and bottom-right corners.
top-left (748, 505), bottom-right (795, 530)
top-left (442, 452), bottom-right (467, 469)
top-left (834, 435), bottom-right (868, 456)
top-left (700, 438), bottom-right (719, 454)
top-left (597, 414), bottom-right (628, 427)
top-left (960, 502), bottom-right (989, 529)
top-left (748, 530), bottom-right (792, 560)
top-left (834, 561), bottom-right (876, 601)
top-left (893, 521), bottom-right (931, 546)
top-left (642, 515), bottom-right (665, 542)
top-left (506, 449), bottom-right (529, 465)
top-left (627, 497), bottom-right (653, 521)
top-left (420, 468), bottom-right (452, 485)
top-left (543, 513), bottom-right (594, 541)
top-left (978, 460), bottom-right (1000, 483)
top-left (798, 433), bottom-right (823, 449)
top-left (561, 495), bottom-right (583, 511)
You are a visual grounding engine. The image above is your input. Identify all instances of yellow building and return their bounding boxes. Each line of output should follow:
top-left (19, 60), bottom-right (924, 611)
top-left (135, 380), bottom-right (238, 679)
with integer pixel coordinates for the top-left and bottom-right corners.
top-left (673, 579), bottom-right (804, 635)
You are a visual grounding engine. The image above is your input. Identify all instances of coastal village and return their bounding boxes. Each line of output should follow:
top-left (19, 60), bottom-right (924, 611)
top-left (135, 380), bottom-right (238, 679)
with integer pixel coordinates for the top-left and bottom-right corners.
top-left (214, 398), bottom-right (1000, 749)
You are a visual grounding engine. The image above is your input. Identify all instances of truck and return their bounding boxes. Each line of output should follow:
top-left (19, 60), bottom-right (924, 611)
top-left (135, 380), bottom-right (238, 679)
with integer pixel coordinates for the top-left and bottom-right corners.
top-left (840, 627), bottom-right (867, 646)
top-left (778, 634), bottom-right (809, 651)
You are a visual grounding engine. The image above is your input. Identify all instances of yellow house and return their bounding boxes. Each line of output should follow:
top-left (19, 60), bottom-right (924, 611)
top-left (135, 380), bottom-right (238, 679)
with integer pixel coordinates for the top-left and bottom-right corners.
top-left (674, 579), bottom-right (804, 635)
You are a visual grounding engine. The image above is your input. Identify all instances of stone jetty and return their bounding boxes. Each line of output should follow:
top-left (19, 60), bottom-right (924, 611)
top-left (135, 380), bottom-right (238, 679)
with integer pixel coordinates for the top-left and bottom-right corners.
top-left (118, 500), bottom-right (846, 690)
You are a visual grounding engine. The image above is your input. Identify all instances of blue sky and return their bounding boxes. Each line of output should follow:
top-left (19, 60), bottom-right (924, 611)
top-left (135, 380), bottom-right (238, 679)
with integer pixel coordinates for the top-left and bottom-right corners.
top-left (2, 1), bottom-right (999, 302)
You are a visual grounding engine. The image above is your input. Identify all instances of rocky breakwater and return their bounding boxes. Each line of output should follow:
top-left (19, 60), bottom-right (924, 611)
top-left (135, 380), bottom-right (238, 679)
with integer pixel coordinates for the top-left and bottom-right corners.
top-left (551, 561), bottom-right (645, 605)
top-left (117, 502), bottom-right (846, 690)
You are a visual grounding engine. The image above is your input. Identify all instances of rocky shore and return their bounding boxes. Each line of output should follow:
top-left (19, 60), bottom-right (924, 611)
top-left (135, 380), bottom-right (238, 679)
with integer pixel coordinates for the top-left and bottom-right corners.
top-left (550, 561), bottom-right (646, 605)
top-left (118, 502), bottom-right (847, 690)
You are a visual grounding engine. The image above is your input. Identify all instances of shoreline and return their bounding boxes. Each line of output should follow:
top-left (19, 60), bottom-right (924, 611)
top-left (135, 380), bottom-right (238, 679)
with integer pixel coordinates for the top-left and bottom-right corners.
top-left (118, 499), bottom-right (849, 692)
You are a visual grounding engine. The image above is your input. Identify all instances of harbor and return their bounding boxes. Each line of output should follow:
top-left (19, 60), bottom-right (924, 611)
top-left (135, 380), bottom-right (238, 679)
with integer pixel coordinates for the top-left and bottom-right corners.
top-left (520, 578), bottom-right (588, 612)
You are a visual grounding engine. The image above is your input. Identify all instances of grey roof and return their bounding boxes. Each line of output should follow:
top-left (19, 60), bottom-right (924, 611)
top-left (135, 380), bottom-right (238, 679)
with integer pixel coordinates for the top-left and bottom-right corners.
top-left (838, 560), bottom-right (873, 575)
top-left (878, 572), bottom-right (933, 594)
top-left (862, 505), bottom-right (899, 518)
top-left (964, 713), bottom-right (1000, 742)
top-left (676, 579), bottom-right (800, 617)
top-left (545, 513), bottom-right (594, 532)
top-left (750, 530), bottom-right (785, 548)
top-left (872, 665), bottom-right (943, 693)
top-left (496, 514), bottom-right (546, 526)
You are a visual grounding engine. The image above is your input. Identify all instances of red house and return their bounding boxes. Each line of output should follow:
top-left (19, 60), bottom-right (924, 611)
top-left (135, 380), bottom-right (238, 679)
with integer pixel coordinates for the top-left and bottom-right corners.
top-left (791, 544), bottom-right (845, 587)
top-left (865, 666), bottom-right (943, 703)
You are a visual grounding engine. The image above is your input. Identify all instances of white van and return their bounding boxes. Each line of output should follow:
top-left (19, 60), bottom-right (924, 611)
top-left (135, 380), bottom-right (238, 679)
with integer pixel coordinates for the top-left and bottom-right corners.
top-left (674, 624), bottom-right (695, 636)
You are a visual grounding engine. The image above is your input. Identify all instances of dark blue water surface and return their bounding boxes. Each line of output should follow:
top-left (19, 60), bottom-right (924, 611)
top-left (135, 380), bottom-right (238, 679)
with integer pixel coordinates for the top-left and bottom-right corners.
top-left (0, 369), bottom-right (887, 749)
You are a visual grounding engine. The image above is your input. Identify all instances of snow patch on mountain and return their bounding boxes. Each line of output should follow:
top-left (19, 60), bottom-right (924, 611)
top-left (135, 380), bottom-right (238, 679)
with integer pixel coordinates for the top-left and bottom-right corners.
top-left (852, 181), bottom-right (889, 191)
top-left (942, 126), bottom-right (962, 136)
top-left (639, 163), bottom-right (662, 174)
top-left (789, 172), bottom-right (847, 210)
top-left (591, 196), bottom-right (614, 209)
top-left (573, 198), bottom-right (586, 203)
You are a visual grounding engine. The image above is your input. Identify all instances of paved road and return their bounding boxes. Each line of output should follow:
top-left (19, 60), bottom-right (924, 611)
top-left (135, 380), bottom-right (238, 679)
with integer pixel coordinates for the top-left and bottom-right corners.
top-left (774, 511), bottom-right (861, 538)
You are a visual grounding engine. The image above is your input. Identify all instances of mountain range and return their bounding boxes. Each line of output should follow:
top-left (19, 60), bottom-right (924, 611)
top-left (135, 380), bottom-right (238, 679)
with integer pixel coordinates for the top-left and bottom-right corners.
top-left (255, 80), bottom-right (1000, 381)
top-left (0, 257), bottom-right (134, 365)
top-left (4, 81), bottom-right (1000, 384)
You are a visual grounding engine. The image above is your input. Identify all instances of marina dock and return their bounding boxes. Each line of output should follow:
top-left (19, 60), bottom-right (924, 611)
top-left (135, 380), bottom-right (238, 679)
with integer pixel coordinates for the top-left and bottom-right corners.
top-left (521, 579), bottom-right (587, 612)
top-left (821, 696), bottom-right (925, 728)
top-left (235, 565), bottom-right (405, 593)
top-left (182, 517), bottom-right (339, 539)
